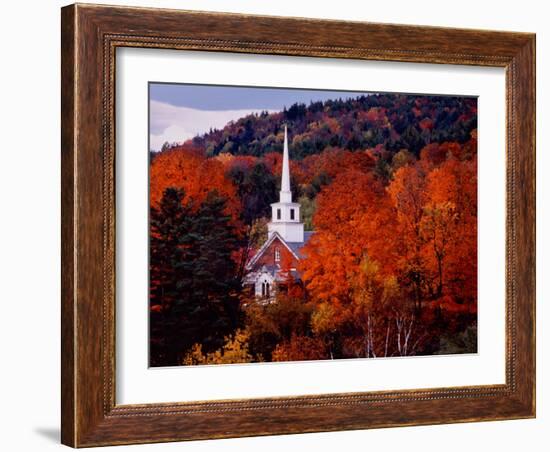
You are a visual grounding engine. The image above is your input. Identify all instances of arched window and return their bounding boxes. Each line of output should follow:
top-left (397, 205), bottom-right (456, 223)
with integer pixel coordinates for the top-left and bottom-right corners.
top-left (275, 247), bottom-right (281, 262)
top-left (290, 208), bottom-right (295, 220)
top-left (261, 281), bottom-right (270, 298)
top-left (277, 208), bottom-right (281, 220)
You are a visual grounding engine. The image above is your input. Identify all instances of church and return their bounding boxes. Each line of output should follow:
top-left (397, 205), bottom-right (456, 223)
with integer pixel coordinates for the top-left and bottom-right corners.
top-left (243, 125), bottom-right (313, 299)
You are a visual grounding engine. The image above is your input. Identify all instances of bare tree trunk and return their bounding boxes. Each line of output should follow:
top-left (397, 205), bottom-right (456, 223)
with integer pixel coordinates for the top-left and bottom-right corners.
top-left (395, 314), bottom-right (418, 356)
top-left (369, 315), bottom-right (376, 358)
top-left (403, 317), bottom-right (415, 356)
top-left (396, 317), bottom-right (402, 356)
top-left (365, 314), bottom-right (371, 358)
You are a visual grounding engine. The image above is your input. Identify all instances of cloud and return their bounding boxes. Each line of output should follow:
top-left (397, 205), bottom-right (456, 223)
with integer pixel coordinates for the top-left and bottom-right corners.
top-left (150, 100), bottom-right (272, 151)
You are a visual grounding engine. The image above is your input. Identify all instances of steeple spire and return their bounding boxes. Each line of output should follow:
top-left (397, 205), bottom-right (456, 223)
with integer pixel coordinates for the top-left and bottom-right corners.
top-left (267, 124), bottom-right (304, 243)
top-left (280, 124), bottom-right (292, 203)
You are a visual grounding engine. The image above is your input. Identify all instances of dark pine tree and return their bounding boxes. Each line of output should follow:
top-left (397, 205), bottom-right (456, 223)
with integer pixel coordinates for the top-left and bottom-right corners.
top-left (149, 188), bottom-right (242, 367)
top-left (183, 191), bottom-right (242, 352)
top-left (149, 188), bottom-right (193, 366)
top-left (228, 162), bottom-right (278, 225)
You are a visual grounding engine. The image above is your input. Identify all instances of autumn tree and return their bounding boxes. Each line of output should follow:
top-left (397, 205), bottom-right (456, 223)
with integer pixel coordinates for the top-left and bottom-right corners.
top-left (149, 146), bottom-right (240, 221)
top-left (271, 335), bottom-right (327, 362)
top-left (387, 145), bottom-right (477, 314)
top-left (182, 330), bottom-right (254, 365)
top-left (298, 195), bottom-right (316, 231)
top-left (243, 290), bottom-right (315, 362)
top-left (300, 169), bottom-right (397, 305)
top-left (423, 156), bottom-right (477, 308)
top-left (387, 163), bottom-right (430, 312)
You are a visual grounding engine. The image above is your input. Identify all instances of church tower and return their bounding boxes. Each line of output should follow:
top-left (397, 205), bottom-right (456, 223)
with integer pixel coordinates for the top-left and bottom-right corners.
top-left (267, 125), bottom-right (304, 243)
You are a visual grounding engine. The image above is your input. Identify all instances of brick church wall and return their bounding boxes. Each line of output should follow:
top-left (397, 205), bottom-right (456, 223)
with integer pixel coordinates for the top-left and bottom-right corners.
top-left (251, 237), bottom-right (298, 271)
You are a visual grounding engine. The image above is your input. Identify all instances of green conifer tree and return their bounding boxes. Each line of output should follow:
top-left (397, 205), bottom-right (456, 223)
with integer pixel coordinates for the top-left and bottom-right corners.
top-left (149, 188), bottom-right (242, 366)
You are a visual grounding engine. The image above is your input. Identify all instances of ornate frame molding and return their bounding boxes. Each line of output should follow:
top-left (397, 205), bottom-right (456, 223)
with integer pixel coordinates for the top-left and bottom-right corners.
top-left (61, 4), bottom-right (535, 447)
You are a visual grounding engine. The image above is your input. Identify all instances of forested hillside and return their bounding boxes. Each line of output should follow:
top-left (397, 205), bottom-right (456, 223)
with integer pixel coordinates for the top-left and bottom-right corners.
top-left (172, 94), bottom-right (477, 160)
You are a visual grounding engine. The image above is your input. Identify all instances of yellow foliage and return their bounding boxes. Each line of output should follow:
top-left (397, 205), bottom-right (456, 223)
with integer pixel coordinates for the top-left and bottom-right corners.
top-left (311, 302), bottom-right (338, 336)
top-left (182, 329), bottom-right (254, 365)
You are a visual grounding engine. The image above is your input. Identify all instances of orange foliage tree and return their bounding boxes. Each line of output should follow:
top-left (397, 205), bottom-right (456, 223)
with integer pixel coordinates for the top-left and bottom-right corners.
top-left (423, 156), bottom-right (477, 309)
top-left (387, 144), bottom-right (477, 313)
top-left (298, 140), bottom-right (477, 358)
top-left (150, 146), bottom-right (241, 222)
top-left (300, 169), bottom-right (397, 306)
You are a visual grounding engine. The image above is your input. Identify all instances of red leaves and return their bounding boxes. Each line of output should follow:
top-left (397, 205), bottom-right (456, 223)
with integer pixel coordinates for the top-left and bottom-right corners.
top-left (300, 170), bottom-right (397, 304)
top-left (150, 145), bottom-right (241, 225)
top-left (301, 142), bottom-right (477, 314)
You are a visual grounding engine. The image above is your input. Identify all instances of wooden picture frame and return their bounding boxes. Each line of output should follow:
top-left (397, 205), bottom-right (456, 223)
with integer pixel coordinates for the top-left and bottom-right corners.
top-left (61, 3), bottom-right (535, 447)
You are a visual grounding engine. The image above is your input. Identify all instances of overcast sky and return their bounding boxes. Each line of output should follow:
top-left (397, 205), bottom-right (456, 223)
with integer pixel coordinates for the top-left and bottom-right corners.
top-left (149, 83), bottom-right (368, 151)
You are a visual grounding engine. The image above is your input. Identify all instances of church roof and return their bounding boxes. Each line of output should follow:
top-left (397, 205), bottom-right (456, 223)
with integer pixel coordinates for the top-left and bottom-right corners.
top-left (285, 231), bottom-right (314, 258)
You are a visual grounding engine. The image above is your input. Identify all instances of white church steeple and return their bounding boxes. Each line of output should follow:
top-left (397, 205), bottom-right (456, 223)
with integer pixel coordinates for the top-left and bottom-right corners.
top-left (280, 126), bottom-right (292, 203)
top-left (267, 125), bottom-right (305, 243)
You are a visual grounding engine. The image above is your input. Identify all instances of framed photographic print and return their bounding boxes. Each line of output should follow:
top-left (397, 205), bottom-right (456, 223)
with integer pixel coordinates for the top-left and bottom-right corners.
top-left (61, 3), bottom-right (536, 447)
